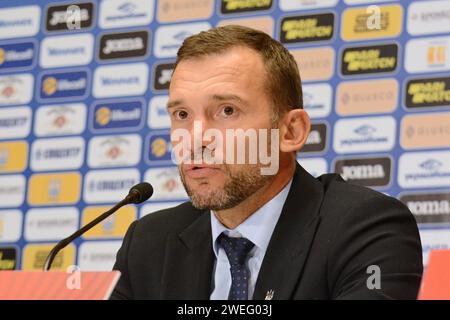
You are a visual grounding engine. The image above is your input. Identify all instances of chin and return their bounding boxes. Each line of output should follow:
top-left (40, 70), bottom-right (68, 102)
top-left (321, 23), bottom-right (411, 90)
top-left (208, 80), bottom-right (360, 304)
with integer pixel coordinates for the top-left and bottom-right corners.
top-left (191, 180), bottom-right (221, 193)
top-left (190, 181), bottom-right (222, 194)
top-left (188, 175), bottom-right (225, 186)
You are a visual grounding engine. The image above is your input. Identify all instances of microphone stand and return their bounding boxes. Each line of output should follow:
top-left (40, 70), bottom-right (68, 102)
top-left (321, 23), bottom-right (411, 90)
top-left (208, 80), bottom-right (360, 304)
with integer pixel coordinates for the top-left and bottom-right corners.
top-left (43, 198), bottom-right (129, 271)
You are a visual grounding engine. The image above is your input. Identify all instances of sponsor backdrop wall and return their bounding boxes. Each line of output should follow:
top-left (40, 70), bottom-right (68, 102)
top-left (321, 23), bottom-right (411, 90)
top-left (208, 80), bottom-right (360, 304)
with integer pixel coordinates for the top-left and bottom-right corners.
top-left (0, 0), bottom-right (449, 272)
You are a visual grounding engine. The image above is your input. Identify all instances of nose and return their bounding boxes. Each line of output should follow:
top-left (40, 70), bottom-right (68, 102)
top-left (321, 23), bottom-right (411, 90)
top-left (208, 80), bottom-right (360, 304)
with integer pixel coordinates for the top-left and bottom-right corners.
top-left (170, 115), bottom-right (217, 165)
top-left (189, 118), bottom-right (215, 150)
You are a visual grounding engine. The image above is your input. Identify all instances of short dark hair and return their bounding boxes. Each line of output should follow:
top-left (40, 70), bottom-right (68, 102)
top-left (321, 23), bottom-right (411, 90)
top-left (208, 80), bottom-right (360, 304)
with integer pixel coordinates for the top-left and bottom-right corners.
top-left (175, 25), bottom-right (303, 119)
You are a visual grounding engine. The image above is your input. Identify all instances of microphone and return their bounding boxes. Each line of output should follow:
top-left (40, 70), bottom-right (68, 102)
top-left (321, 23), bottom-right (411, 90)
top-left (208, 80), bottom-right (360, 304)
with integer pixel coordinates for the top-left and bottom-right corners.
top-left (125, 182), bottom-right (154, 204)
top-left (43, 182), bottom-right (153, 271)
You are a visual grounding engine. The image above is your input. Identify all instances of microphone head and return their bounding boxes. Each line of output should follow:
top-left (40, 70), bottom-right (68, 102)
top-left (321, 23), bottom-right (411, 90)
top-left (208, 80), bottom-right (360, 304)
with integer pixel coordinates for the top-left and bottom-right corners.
top-left (128, 182), bottom-right (153, 204)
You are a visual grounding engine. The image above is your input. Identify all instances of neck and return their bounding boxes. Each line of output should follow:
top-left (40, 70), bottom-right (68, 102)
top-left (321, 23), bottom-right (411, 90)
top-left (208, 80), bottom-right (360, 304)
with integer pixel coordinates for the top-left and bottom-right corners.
top-left (214, 159), bottom-right (295, 229)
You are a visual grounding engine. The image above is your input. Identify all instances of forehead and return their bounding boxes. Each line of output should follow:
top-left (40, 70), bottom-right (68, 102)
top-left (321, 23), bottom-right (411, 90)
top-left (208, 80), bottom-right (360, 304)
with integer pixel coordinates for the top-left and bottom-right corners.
top-left (170, 46), bottom-right (267, 94)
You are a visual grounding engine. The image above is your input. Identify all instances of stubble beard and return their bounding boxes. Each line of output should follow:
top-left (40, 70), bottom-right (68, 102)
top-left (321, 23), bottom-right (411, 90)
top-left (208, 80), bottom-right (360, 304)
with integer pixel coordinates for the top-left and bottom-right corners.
top-left (179, 163), bottom-right (273, 211)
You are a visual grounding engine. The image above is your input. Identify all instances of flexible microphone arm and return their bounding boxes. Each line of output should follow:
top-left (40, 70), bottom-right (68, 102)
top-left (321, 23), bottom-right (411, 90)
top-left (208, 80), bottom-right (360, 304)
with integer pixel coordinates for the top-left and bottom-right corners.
top-left (43, 199), bottom-right (127, 271)
top-left (43, 183), bottom-right (153, 271)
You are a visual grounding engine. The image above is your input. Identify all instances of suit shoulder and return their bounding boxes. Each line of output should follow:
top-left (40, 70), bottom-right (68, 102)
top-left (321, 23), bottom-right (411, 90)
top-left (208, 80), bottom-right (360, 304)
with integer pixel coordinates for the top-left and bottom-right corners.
top-left (317, 173), bottom-right (409, 216)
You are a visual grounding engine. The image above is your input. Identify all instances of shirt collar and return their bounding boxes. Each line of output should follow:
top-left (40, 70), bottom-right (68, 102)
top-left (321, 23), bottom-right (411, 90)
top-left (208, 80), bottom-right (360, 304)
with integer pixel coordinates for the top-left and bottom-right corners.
top-left (210, 179), bottom-right (293, 257)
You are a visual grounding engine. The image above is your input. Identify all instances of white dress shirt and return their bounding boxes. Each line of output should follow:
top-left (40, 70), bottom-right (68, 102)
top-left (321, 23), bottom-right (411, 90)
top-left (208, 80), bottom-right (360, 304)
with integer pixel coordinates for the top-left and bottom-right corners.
top-left (209, 179), bottom-right (293, 300)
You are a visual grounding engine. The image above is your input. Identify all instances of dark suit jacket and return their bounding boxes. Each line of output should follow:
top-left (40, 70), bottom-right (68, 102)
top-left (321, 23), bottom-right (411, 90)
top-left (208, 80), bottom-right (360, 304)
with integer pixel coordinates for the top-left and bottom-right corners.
top-left (111, 164), bottom-right (423, 300)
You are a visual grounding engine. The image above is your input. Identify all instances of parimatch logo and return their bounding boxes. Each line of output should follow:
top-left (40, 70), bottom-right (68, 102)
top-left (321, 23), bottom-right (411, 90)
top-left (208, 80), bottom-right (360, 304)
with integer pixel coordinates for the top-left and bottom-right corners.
top-left (0, 247), bottom-right (17, 270)
top-left (220, 0), bottom-right (272, 14)
top-left (341, 4), bottom-right (402, 41)
top-left (405, 76), bottom-right (450, 109)
top-left (280, 13), bottom-right (334, 44)
top-left (341, 43), bottom-right (398, 75)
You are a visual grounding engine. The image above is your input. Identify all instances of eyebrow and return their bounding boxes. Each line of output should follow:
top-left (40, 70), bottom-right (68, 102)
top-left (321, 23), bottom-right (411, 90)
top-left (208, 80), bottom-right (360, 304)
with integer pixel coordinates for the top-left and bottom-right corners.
top-left (167, 100), bottom-right (182, 110)
top-left (167, 94), bottom-right (246, 110)
top-left (211, 94), bottom-right (245, 104)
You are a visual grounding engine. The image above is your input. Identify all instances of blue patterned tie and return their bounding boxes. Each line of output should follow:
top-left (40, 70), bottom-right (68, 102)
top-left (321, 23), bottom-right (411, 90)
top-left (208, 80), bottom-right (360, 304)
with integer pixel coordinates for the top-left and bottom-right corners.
top-left (217, 233), bottom-right (255, 300)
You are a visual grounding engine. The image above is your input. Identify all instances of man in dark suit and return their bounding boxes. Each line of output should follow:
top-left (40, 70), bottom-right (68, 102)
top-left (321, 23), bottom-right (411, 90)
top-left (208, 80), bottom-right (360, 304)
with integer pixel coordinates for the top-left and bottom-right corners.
top-left (111, 26), bottom-right (422, 300)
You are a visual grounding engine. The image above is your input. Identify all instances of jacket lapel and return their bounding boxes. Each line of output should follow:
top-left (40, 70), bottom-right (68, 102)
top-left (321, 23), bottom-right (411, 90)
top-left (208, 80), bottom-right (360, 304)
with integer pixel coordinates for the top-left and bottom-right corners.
top-left (159, 164), bottom-right (325, 300)
top-left (253, 164), bottom-right (324, 300)
top-left (160, 209), bottom-right (215, 299)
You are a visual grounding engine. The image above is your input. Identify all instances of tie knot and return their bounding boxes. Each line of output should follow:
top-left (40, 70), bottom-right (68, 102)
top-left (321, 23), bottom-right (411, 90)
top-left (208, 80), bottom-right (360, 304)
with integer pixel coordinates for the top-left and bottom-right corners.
top-left (217, 233), bottom-right (255, 267)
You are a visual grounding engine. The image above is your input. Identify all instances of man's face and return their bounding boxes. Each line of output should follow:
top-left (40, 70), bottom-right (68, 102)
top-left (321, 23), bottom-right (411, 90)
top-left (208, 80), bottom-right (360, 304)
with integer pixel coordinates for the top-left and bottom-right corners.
top-left (168, 46), bottom-right (277, 210)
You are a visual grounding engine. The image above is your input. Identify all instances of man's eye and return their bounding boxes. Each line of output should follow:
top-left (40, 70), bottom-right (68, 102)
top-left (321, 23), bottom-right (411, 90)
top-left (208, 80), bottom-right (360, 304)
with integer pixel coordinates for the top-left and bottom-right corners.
top-left (222, 106), bottom-right (235, 117)
top-left (175, 110), bottom-right (188, 120)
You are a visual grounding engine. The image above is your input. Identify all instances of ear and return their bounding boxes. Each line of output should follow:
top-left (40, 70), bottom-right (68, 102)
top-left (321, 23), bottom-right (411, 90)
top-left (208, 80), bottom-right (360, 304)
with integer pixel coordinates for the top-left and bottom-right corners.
top-left (279, 109), bottom-right (311, 153)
